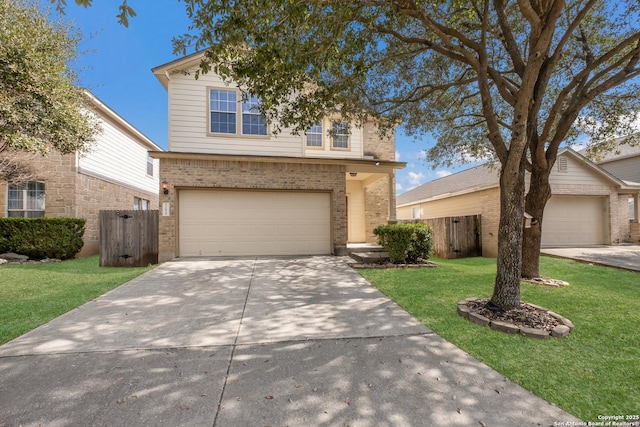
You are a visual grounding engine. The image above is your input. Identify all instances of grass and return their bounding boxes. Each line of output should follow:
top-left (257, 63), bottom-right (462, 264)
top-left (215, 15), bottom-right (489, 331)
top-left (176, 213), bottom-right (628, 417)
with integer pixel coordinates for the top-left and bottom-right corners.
top-left (0, 256), bottom-right (154, 345)
top-left (359, 256), bottom-right (640, 422)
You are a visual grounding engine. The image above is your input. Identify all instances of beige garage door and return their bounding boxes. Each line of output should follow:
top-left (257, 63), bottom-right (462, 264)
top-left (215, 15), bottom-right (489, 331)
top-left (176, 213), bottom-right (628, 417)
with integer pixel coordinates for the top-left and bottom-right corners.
top-left (542, 196), bottom-right (607, 247)
top-left (179, 189), bottom-right (331, 256)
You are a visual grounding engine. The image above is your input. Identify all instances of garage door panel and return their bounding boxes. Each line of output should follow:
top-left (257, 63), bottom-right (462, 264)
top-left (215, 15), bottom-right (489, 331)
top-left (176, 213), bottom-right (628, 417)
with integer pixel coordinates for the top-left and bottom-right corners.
top-left (542, 196), bottom-right (606, 247)
top-left (179, 190), bottom-right (331, 256)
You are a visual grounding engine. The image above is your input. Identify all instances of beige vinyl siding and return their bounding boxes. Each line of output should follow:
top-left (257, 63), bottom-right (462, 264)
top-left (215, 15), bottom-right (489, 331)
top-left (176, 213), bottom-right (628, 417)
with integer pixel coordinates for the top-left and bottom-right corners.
top-left (414, 192), bottom-right (483, 219)
top-left (599, 157), bottom-right (640, 182)
top-left (396, 205), bottom-right (414, 220)
top-left (168, 71), bottom-right (303, 157)
top-left (548, 155), bottom-right (611, 186)
top-left (346, 180), bottom-right (366, 242)
top-left (303, 124), bottom-right (364, 160)
top-left (167, 70), bottom-right (365, 159)
top-left (78, 113), bottom-right (158, 195)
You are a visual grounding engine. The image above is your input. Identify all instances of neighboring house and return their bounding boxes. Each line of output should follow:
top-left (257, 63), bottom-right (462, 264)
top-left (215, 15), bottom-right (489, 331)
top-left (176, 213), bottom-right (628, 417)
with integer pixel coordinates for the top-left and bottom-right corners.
top-left (397, 148), bottom-right (640, 257)
top-left (151, 52), bottom-right (405, 262)
top-left (0, 91), bottom-right (162, 257)
top-left (591, 141), bottom-right (640, 241)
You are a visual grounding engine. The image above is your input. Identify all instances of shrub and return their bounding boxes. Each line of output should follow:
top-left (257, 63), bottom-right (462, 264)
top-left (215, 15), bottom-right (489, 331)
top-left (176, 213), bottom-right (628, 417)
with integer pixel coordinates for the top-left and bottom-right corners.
top-left (0, 218), bottom-right (85, 260)
top-left (373, 223), bottom-right (434, 263)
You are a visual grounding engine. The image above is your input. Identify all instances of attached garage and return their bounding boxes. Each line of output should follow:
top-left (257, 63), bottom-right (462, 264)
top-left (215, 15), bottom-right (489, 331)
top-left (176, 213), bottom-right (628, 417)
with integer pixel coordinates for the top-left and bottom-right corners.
top-left (542, 196), bottom-right (607, 247)
top-left (178, 189), bottom-right (331, 257)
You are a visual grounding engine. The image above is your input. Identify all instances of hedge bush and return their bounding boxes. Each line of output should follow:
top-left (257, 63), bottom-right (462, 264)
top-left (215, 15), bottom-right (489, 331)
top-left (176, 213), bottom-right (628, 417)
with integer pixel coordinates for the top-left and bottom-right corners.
top-left (373, 223), bottom-right (434, 263)
top-left (0, 218), bottom-right (85, 260)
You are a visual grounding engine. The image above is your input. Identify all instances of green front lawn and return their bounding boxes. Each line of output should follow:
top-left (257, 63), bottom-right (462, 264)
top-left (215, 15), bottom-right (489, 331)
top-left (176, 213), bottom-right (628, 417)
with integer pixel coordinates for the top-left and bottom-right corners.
top-left (359, 256), bottom-right (640, 422)
top-left (0, 256), bottom-right (153, 345)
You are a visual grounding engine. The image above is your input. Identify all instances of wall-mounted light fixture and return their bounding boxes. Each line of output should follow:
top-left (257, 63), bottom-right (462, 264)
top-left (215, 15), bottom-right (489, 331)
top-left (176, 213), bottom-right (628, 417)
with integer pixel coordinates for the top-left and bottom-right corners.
top-left (349, 172), bottom-right (358, 177)
top-left (161, 179), bottom-right (169, 195)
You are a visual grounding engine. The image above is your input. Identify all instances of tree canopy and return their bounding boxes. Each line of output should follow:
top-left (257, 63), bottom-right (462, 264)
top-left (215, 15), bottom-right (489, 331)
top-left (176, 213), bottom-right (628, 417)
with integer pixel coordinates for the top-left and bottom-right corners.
top-left (0, 0), bottom-right (98, 156)
top-left (169, 0), bottom-right (640, 309)
top-left (58, 0), bottom-right (640, 309)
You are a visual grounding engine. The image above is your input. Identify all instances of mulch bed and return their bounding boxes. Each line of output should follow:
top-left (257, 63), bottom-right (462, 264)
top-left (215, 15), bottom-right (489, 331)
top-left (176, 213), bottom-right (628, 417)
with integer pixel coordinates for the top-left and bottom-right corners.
top-left (466, 298), bottom-right (560, 332)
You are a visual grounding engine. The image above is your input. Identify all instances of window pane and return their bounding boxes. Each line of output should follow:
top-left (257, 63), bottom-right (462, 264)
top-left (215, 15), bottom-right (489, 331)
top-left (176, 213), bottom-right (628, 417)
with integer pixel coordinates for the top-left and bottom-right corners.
top-left (211, 112), bottom-right (237, 134)
top-left (242, 95), bottom-right (267, 135)
top-left (26, 182), bottom-right (45, 210)
top-left (210, 89), bottom-right (237, 133)
top-left (306, 122), bottom-right (323, 147)
top-left (8, 181), bottom-right (45, 215)
top-left (332, 121), bottom-right (349, 149)
top-left (242, 113), bottom-right (268, 135)
top-left (146, 155), bottom-right (153, 176)
top-left (8, 185), bottom-right (23, 210)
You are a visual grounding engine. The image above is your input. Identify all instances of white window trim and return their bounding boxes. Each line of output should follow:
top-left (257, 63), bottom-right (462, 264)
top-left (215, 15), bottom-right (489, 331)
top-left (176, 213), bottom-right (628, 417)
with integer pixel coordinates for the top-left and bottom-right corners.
top-left (7, 181), bottom-right (46, 217)
top-left (330, 120), bottom-right (350, 151)
top-left (305, 122), bottom-right (324, 149)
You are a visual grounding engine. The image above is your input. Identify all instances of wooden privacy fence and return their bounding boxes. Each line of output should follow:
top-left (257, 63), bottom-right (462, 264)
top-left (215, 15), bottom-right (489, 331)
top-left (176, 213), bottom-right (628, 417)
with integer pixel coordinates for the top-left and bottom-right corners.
top-left (99, 210), bottom-right (158, 267)
top-left (400, 215), bottom-right (482, 259)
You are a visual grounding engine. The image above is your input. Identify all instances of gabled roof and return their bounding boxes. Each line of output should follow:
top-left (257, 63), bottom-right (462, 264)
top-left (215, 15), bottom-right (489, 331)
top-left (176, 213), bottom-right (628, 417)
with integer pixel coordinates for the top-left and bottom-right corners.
top-left (397, 147), bottom-right (639, 207)
top-left (396, 163), bottom-right (499, 207)
top-left (597, 142), bottom-right (640, 164)
top-left (151, 51), bottom-right (207, 90)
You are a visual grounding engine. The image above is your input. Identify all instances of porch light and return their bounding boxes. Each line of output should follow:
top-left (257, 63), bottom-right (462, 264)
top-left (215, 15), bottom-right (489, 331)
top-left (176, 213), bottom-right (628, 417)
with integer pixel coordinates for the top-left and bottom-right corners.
top-left (350, 172), bottom-right (358, 177)
top-left (161, 179), bottom-right (169, 195)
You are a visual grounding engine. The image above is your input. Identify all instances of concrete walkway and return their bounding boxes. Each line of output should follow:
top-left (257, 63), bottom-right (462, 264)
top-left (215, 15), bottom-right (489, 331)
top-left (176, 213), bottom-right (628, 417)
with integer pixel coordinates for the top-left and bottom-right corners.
top-left (0, 257), bottom-right (580, 426)
top-left (541, 244), bottom-right (640, 272)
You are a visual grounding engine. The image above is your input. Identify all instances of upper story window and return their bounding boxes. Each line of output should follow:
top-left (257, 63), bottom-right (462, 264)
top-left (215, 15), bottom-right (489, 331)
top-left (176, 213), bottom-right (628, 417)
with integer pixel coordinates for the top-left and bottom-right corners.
top-left (306, 122), bottom-right (323, 148)
top-left (331, 121), bottom-right (350, 149)
top-left (209, 89), bottom-right (267, 136)
top-left (210, 89), bottom-right (237, 134)
top-left (7, 181), bottom-right (45, 218)
top-left (242, 95), bottom-right (268, 135)
top-left (146, 154), bottom-right (154, 176)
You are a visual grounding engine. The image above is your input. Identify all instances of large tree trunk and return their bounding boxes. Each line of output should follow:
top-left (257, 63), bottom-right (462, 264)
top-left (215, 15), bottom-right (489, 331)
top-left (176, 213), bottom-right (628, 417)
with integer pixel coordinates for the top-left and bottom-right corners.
top-left (490, 157), bottom-right (527, 311)
top-left (522, 165), bottom-right (553, 279)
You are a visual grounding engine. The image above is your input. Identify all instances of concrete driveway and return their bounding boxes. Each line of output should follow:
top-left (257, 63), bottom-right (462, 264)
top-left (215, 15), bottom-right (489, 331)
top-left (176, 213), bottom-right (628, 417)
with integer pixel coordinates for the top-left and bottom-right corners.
top-left (0, 256), bottom-right (579, 426)
top-left (542, 244), bottom-right (640, 272)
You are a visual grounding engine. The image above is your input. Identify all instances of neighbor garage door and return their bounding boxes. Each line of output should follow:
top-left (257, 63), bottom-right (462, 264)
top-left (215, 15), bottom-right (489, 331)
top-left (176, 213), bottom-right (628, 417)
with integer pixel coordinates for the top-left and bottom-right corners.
top-left (178, 189), bottom-right (331, 256)
top-left (542, 196), bottom-right (606, 247)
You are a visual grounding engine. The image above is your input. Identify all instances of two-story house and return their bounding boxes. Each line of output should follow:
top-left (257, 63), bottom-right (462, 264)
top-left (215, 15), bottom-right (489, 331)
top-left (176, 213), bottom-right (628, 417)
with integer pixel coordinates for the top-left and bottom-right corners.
top-left (151, 52), bottom-right (405, 262)
top-left (594, 141), bottom-right (640, 242)
top-left (0, 91), bottom-right (162, 256)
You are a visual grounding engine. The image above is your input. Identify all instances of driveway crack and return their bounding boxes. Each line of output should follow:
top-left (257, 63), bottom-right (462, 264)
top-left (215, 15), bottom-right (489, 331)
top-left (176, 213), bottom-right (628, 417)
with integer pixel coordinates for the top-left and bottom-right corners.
top-left (212, 257), bottom-right (257, 427)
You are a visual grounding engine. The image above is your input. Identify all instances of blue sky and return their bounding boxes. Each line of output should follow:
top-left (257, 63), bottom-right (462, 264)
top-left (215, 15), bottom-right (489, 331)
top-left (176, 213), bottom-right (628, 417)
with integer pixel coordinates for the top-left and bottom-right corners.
top-left (57, 2), bottom-right (474, 194)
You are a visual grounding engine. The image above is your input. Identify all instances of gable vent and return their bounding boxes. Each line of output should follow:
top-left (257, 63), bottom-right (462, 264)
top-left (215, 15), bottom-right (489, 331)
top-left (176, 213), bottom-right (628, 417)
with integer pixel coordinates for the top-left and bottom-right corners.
top-left (558, 156), bottom-right (568, 173)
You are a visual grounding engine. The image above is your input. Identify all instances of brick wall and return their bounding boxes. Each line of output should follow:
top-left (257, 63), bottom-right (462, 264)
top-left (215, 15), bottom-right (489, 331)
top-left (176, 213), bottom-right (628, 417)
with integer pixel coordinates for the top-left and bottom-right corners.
top-left (363, 122), bottom-right (396, 161)
top-left (158, 156), bottom-right (346, 261)
top-left (74, 173), bottom-right (159, 256)
top-left (631, 222), bottom-right (640, 242)
top-left (364, 175), bottom-right (390, 242)
top-left (1, 151), bottom-right (158, 257)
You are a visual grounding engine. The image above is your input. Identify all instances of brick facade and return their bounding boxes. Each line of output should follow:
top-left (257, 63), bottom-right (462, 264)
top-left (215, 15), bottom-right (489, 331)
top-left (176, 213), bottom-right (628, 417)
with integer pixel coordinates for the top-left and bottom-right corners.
top-left (364, 175), bottom-right (391, 242)
top-left (363, 122), bottom-right (396, 162)
top-left (157, 156), bottom-right (347, 262)
top-left (1, 151), bottom-right (159, 257)
top-left (362, 121), bottom-right (397, 241)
